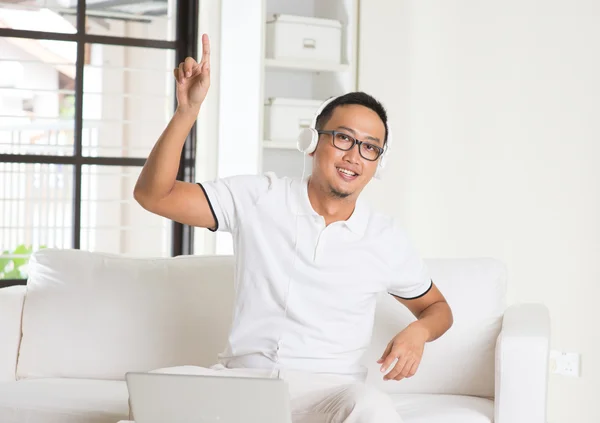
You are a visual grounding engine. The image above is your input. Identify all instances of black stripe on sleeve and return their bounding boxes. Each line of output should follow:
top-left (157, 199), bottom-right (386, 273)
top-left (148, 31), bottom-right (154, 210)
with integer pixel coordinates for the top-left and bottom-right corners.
top-left (389, 279), bottom-right (434, 300)
top-left (197, 183), bottom-right (219, 232)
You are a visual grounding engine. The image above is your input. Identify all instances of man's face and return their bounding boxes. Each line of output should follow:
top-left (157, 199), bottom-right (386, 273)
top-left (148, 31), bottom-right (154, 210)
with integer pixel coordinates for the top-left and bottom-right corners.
top-left (311, 104), bottom-right (386, 199)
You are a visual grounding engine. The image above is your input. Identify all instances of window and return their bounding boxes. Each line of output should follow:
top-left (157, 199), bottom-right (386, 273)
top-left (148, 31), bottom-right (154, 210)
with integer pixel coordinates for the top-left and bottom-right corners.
top-left (0, 0), bottom-right (198, 286)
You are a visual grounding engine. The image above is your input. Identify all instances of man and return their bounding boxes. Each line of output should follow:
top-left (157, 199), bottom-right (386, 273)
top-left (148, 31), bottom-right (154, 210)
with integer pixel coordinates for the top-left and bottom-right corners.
top-left (134, 34), bottom-right (453, 423)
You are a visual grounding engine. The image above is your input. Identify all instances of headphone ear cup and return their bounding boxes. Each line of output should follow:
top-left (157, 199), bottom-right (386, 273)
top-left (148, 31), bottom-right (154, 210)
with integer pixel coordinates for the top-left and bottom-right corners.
top-left (375, 128), bottom-right (392, 180)
top-left (374, 163), bottom-right (382, 179)
top-left (297, 127), bottom-right (319, 154)
top-left (374, 153), bottom-right (386, 180)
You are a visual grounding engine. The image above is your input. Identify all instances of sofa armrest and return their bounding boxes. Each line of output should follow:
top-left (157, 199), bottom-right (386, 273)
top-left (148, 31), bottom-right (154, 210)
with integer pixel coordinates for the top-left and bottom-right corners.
top-left (494, 303), bottom-right (550, 423)
top-left (0, 285), bottom-right (27, 382)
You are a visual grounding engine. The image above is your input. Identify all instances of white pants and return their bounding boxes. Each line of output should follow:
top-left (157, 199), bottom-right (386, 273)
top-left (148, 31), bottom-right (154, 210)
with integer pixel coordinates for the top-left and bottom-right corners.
top-left (147, 364), bottom-right (403, 423)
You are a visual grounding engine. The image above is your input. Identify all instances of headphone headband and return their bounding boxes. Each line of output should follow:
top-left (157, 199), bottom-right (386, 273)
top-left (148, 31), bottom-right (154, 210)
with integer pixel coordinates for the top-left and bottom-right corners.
top-left (309, 96), bottom-right (338, 131)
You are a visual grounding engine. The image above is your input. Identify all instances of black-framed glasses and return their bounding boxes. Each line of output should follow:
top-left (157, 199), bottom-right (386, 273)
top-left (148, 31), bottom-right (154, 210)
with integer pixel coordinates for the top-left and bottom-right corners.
top-left (317, 130), bottom-right (384, 161)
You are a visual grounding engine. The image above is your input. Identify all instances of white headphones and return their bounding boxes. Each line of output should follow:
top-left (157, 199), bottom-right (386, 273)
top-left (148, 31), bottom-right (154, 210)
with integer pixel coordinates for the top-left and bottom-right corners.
top-left (296, 95), bottom-right (392, 180)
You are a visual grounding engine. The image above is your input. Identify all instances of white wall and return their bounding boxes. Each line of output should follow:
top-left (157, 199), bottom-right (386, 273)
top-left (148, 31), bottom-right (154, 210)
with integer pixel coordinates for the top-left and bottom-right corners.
top-left (359, 1), bottom-right (600, 423)
top-left (193, 0), bottom-right (222, 256)
top-left (213, 0), bottom-right (265, 254)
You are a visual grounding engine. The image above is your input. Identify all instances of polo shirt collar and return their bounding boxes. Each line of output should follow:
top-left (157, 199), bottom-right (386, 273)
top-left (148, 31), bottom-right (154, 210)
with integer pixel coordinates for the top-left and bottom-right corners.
top-left (292, 177), bottom-right (369, 236)
top-left (344, 197), bottom-right (369, 235)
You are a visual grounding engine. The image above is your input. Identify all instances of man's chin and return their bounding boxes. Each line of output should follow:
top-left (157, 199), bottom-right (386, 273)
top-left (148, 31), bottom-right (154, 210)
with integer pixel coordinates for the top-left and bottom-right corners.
top-left (329, 185), bottom-right (352, 199)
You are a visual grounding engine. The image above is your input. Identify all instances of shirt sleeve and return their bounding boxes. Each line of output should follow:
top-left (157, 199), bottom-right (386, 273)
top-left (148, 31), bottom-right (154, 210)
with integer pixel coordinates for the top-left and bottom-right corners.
top-left (198, 173), bottom-right (274, 233)
top-left (387, 224), bottom-right (433, 299)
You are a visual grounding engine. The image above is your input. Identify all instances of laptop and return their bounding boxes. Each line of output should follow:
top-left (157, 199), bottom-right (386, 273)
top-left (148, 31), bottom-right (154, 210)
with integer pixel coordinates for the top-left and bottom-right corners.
top-left (126, 372), bottom-right (292, 423)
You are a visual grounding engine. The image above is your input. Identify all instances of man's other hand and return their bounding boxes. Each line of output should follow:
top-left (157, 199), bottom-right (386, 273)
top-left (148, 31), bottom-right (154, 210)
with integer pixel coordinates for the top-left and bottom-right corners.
top-left (377, 322), bottom-right (429, 381)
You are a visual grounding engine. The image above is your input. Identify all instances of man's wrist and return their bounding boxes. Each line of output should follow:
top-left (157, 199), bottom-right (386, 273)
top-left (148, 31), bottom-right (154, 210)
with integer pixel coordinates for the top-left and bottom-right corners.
top-left (175, 104), bottom-right (201, 117)
top-left (408, 320), bottom-right (432, 343)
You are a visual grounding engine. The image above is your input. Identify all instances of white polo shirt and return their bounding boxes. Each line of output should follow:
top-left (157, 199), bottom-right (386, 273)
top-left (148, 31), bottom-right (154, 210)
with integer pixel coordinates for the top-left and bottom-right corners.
top-left (200, 172), bottom-right (432, 379)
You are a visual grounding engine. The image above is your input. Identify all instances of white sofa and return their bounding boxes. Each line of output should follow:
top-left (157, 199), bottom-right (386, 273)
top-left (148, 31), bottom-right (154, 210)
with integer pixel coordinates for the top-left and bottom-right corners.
top-left (0, 248), bottom-right (550, 423)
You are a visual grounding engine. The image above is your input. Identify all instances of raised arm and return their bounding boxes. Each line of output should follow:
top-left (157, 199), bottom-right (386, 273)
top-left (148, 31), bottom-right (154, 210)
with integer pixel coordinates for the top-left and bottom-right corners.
top-left (133, 34), bottom-right (216, 229)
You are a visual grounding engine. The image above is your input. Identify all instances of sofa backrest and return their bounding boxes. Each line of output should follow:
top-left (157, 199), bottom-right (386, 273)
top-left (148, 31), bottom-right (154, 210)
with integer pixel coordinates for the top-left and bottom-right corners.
top-left (362, 258), bottom-right (507, 398)
top-left (18, 249), bottom-right (506, 399)
top-left (17, 249), bottom-right (235, 381)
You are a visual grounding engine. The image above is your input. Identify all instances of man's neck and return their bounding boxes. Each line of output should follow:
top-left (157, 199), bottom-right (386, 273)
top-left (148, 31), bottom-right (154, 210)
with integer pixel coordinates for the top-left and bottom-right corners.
top-left (307, 177), bottom-right (357, 226)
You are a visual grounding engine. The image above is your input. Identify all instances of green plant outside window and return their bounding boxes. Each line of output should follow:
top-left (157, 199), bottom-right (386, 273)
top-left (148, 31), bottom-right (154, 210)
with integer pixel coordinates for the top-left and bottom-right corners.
top-left (0, 245), bottom-right (46, 280)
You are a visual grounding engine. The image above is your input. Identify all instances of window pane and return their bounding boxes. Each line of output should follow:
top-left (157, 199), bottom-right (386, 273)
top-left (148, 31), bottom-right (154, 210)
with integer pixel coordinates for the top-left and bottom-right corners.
top-left (81, 165), bottom-right (170, 256)
top-left (0, 162), bottom-right (73, 280)
top-left (0, 38), bottom-right (76, 156)
top-left (85, 0), bottom-right (176, 41)
top-left (82, 44), bottom-right (175, 157)
top-left (0, 1), bottom-right (77, 34)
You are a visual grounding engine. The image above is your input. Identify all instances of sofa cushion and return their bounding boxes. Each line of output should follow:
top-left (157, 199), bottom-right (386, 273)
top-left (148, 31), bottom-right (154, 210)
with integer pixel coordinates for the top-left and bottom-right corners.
top-left (0, 379), bottom-right (129, 423)
top-left (17, 249), bottom-right (235, 380)
top-left (362, 258), bottom-right (507, 397)
top-left (0, 380), bottom-right (492, 423)
top-left (394, 393), bottom-right (493, 423)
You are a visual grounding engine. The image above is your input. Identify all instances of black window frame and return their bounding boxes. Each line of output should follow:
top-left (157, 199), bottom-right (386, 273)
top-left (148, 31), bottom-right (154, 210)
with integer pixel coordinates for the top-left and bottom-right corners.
top-left (0, 0), bottom-right (198, 288)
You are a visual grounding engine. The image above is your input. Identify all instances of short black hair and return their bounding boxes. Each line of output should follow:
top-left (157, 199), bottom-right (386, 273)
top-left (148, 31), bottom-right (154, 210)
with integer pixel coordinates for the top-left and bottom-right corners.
top-left (315, 91), bottom-right (388, 145)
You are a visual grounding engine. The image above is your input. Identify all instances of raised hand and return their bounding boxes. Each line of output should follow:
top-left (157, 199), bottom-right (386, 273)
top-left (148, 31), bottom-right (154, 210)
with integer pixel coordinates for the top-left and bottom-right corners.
top-left (173, 33), bottom-right (211, 110)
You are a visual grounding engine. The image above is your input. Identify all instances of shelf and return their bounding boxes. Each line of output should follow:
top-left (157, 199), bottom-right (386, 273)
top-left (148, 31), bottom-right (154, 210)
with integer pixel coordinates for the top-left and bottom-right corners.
top-left (263, 140), bottom-right (299, 150)
top-left (264, 58), bottom-right (350, 73)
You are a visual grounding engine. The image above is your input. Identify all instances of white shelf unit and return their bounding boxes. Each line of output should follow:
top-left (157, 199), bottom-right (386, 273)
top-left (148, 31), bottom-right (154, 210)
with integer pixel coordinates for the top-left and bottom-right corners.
top-left (264, 58), bottom-right (351, 73)
top-left (260, 0), bottom-right (359, 179)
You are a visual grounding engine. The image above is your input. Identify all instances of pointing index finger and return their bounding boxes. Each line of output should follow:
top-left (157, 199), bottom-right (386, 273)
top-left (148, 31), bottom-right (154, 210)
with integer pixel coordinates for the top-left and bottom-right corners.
top-left (201, 33), bottom-right (210, 69)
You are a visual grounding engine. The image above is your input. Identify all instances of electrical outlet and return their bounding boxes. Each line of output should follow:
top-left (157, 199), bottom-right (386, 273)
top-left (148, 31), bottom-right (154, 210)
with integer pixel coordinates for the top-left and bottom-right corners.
top-left (550, 350), bottom-right (580, 377)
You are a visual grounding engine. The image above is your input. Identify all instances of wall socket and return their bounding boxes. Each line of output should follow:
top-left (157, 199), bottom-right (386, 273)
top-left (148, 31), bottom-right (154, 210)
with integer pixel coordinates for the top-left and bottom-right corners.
top-left (549, 350), bottom-right (581, 377)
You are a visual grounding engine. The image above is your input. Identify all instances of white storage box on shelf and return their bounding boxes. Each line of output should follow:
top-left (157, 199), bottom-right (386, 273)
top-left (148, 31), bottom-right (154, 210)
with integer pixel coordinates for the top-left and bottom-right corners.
top-left (266, 14), bottom-right (342, 64)
top-left (264, 97), bottom-right (323, 146)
